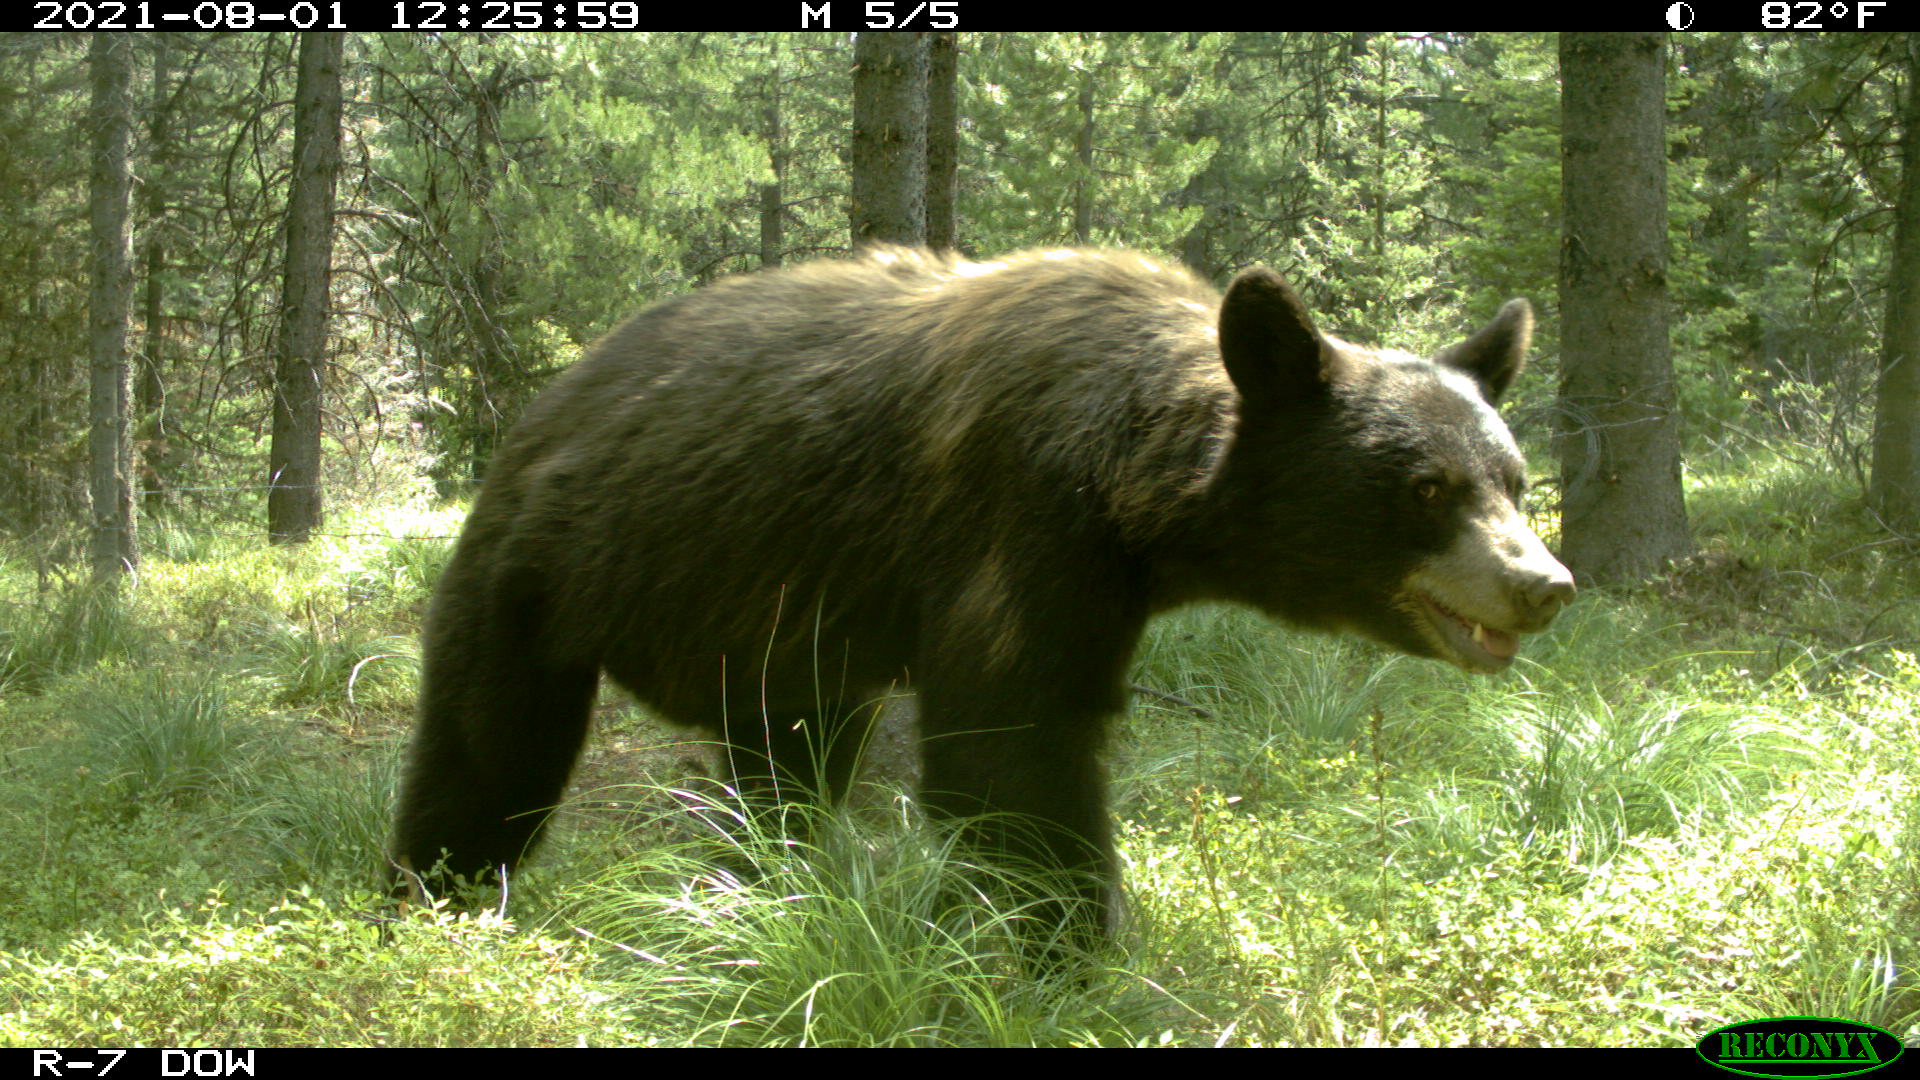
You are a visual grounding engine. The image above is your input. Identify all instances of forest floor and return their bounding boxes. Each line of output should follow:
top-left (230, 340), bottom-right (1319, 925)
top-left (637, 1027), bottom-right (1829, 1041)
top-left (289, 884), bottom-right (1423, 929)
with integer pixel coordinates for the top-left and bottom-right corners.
top-left (0, 447), bottom-right (1916, 1047)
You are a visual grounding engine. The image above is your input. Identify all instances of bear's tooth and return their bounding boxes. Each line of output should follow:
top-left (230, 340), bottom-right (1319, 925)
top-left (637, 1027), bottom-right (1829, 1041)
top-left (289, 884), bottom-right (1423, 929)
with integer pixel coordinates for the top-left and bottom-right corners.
top-left (1471, 622), bottom-right (1487, 645)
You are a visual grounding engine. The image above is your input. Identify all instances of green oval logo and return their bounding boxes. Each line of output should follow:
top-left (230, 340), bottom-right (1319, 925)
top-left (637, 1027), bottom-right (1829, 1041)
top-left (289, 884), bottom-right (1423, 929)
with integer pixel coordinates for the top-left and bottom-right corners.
top-left (1696, 1017), bottom-right (1904, 1079)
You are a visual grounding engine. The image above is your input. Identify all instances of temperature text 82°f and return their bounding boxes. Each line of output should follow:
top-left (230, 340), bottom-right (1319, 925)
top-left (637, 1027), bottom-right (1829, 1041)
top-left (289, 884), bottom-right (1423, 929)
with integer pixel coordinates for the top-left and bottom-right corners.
top-left (800, 1), bottom-right (959, 28)
top-left (1761, 0), bottom-right (1887, 27)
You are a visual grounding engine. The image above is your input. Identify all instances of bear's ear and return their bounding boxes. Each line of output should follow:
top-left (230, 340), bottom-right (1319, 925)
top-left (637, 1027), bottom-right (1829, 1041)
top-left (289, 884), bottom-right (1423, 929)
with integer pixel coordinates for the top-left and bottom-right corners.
top-left (1436, 298), bottom-right (1532, 403)
top-left (1218, 267), bottom-right (1339, 410)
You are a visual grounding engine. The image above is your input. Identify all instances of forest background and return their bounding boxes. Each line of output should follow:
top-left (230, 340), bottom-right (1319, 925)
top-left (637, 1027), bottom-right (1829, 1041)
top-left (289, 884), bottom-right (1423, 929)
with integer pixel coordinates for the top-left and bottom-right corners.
top-left (0, 31), bottom-right (1917, 1049)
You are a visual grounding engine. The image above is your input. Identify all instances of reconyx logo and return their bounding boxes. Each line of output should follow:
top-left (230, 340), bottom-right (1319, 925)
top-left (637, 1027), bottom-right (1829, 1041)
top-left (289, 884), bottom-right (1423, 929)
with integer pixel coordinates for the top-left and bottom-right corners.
top-left (1696, 1017), bottom-right (1903, 1078)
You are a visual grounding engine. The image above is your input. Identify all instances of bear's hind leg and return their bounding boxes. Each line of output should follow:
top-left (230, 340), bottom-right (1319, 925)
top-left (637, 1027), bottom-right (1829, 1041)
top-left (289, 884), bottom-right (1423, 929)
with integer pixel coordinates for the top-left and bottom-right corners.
top-left (917, 701), bottom-right (1118, 959)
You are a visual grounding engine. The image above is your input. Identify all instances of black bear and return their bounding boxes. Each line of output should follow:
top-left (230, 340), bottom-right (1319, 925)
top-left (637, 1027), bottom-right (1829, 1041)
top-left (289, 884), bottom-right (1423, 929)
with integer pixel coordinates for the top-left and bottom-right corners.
top-left (392, 248), bottom-right (1574, 946)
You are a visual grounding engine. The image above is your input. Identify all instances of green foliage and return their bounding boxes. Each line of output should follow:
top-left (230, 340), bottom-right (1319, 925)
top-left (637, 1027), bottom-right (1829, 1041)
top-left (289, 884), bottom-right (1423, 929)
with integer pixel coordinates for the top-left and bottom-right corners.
top-left (1483, 695), bottom-right (1809, 860)
top-left (4, 31), bottom-right (1905, 533)
top-left (371, 35), bottom-right (777, 484)
top-left (966, 34), bottom-right (1218, 252)
top-left (1446, 34), bottom-right (1562, 340)
top-left (1291, 35), bottom-right (1455, 342)
top-left (1110, 467), bottom-right (1920, 1043)
top-left (0, 891), bottom-right (647, 1047)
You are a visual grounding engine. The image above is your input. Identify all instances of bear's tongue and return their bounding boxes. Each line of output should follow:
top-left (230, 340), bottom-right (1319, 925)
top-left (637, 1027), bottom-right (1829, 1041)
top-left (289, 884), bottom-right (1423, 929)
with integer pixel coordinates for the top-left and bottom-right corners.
top-left (1467, 619), bottom-right (1519, 660)
top-left (1431, 598), bottom-right (1519, 661)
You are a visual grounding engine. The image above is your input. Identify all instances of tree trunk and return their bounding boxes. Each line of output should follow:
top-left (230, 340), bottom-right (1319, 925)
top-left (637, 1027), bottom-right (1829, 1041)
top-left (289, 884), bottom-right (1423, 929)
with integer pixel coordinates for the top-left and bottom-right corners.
top-left (88, 32), bottom-right (136, 584)
top-left (851, 32), bottom-right (927, 250)
top-left (1870, 33), bottom-right (1920, 530)
top-left (1073, 67), bottom-right (1095, 245)
top-left (140, 33), bottom-right (174, 512)
top-left (1556, 32), bottom-right (1689, 584)
top-left (925, 31), bottom-right (959, 251)
top-left (761, 37), bottom-right (786, 269)
top-left (268, 33), bottom-right (343, 545)
top-left (465, 63), bottom-right (510, 482)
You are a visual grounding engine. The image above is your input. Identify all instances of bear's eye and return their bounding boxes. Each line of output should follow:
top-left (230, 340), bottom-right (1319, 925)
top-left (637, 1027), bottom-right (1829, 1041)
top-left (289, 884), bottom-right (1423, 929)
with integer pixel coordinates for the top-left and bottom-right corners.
top-left (1415, 478), bottom-right (1445, 503)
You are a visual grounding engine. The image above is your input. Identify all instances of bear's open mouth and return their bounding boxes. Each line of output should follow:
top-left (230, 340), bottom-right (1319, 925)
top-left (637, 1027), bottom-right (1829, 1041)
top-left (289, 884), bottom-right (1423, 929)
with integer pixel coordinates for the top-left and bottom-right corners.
top-left (1417, 594), bottom-right (1519, 671)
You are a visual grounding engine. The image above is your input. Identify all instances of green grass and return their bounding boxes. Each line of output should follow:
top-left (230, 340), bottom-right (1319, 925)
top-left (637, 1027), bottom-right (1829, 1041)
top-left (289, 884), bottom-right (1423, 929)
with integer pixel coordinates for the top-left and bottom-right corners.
top-left (0, 456), bottom-right (1916, 1046)
top-left (243, 614), bottom-right (417, 716)
top-left (60, 667), bottom-right (263, 815)
top-left (559, 790), bottom-right (1184, 1046)
top-left (0, 585), bottom-right (149, 694)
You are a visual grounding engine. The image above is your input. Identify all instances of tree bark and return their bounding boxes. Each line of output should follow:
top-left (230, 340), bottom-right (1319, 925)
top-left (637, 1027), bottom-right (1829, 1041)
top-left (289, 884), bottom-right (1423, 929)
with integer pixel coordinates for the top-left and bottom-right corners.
top-left (851, 32), bottom-right (927, 250)
top-left (1870, 33), bottom-right (1920, 529)
top-left (464, 62), bottom-right (511, 482)
top-left (761, 37), bottom-right (786, 269)
top-left (1556, 32), bottom-right (1689, 584)
top-left (268, 33), bottom-right (343, 545)
top-left (88, 32), bottom-right (136, 584)
top-left (140, 34), bottom-right (174, 512)
top-left (925, 31), bottom-right (959, 251)
top-left (1073, 67), bottom-right (1095, 245)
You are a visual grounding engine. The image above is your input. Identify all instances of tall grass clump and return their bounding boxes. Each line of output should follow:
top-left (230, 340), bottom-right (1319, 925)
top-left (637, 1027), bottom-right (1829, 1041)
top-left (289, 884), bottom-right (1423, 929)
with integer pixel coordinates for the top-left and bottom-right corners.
top-left (138, 515), bottom-right (240, 565)
top-left (0, 586), bottom-right (148, 695)
top-left (345, 534), bottom-right (453, 615)
top-left (563, 787), bottom-right (1188, 1046)
top-left (1124, 605), bottom-right (1405, 808)
top-left (1493, 695), bottom-right (1810, 856)
top-left (243, 614), bottom-right (417, 716)
top-left (241, 753), bottom-right (404, 884)
top-left (56, 667), bottom-right (262, 816)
